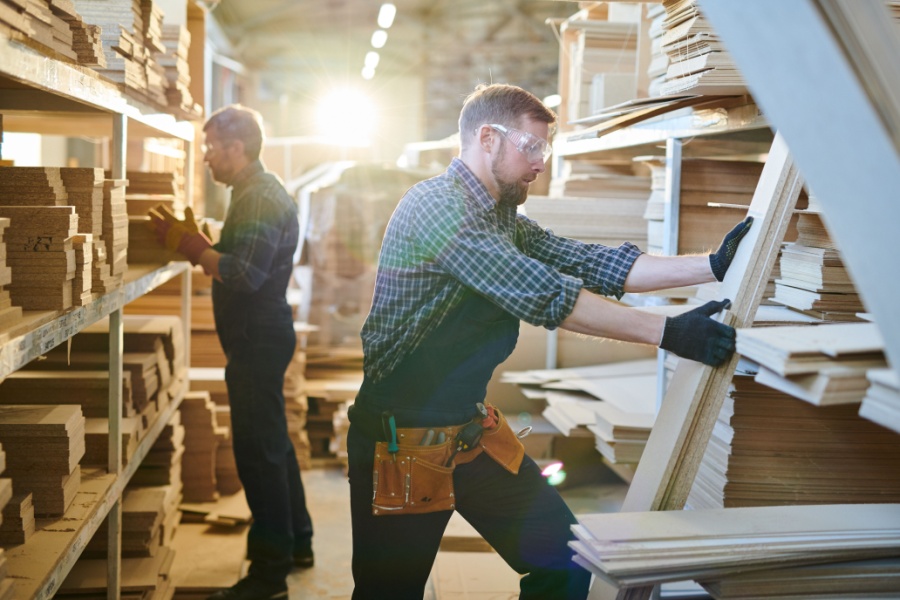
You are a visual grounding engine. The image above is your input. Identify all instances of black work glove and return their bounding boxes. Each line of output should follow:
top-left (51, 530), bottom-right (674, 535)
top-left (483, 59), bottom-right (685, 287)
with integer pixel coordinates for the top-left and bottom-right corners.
top-left (660, 299), bottom-right (736, 367)
top-left (709, 216), bottom-right (753, 281)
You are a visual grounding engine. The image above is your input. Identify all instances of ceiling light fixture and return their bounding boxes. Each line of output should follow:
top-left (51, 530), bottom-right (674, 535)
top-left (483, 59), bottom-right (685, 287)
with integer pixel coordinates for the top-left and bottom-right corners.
top-left (371, 29), bottom-right (388, 49)
top-left (364, 51), bottom-right (380, 69)
top-left (377, 3), bottom-right (396, 29)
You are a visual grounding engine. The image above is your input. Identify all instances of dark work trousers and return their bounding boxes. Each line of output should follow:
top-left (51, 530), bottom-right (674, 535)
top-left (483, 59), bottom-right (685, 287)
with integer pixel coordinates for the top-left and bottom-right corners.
top-left (348, 292), bottom-right (590, 599)
top-left (224, 320), bottom-right (313, 583)
top-left (347, 424), bottom-right (591, 599)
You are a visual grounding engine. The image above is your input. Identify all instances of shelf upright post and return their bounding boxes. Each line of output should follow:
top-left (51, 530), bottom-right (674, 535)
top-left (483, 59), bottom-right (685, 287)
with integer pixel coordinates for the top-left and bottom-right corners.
top-left (182, 137), bottom-right (194, 371)
top-left (656, 138), bottom-right (683, 410)
top-left (107, 111), bottom-right (127, 600)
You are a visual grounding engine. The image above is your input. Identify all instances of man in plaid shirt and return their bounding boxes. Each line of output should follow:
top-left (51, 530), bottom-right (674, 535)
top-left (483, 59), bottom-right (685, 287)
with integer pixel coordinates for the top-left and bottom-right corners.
top-left (347, 84), bottom-right (752, 599)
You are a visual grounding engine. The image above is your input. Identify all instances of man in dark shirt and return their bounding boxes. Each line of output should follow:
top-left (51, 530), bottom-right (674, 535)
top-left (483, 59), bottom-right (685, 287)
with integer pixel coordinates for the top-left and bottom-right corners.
top-left (154, 104), bottom-right (314, 600)
top-left (347, 84), bottom-right (752, 599)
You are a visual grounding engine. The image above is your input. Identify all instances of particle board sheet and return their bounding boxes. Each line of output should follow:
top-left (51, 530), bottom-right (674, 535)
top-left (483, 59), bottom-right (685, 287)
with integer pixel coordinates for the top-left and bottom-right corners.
top-left (573, 503), bottom-right (900, 587)
top-left (501, 358), bottom-right (658, 387)
top-left (701, 557), bottom-right (900, 599)
top-left (0, 370), bottom-right (135, 418)
top-left (686, 374), bottom-right (900, 510)
top-left (85, 483), bottom-right (182, 557)
top-left (179, 391), bottom-right (220, 503)
top-left (523, 194), bottom-right (648, 248)
top-left (542, 391), bottom-right (600, 438)
top-left (0, 492), bottom-right (35, 546)
top-left (859, 368), bottom-right (900, 434)
top-left (82, 416), bottom-right (141, 467)
top-left (58, 546), bottom-right (176, 595)
top-left (591, 134), bottom-right (803, 600)
top-left (736, 322), bottom-right (887, 377)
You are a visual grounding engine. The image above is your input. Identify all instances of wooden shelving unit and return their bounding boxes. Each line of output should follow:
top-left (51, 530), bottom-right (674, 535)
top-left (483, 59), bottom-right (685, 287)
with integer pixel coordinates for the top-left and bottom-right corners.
top-left (0, 6), bottom-right (199, 595)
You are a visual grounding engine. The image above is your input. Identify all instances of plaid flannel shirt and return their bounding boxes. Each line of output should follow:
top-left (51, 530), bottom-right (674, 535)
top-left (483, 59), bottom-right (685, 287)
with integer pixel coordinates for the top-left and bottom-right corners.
top-left (361, 158), bottom-right (642, 382)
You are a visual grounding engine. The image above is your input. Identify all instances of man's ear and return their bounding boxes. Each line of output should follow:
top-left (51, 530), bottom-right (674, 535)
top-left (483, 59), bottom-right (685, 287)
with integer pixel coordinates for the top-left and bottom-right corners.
top-left (477, 125), bottom-right (494, 154)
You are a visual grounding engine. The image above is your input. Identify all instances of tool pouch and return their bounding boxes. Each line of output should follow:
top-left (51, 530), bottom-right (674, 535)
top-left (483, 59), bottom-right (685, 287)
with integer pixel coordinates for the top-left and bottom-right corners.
top-left (371, 438), bottom-right (456, 516)
top-left (457, 405), bottom-right (525, 475)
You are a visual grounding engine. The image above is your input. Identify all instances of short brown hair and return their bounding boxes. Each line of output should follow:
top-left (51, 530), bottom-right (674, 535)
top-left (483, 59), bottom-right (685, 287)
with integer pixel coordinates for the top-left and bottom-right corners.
top-left (203, 104), bottom-right (265, 160)
top-left (458, 84), bottom-right (557, 150)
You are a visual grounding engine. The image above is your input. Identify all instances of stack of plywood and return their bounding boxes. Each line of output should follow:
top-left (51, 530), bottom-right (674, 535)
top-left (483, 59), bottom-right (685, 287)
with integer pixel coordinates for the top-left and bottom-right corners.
top-left (0, 205), bottom-right (76, 311)
top-left (123, 170), bottom-right (180, 217)
top-left (0, 405), bottom-right (84, 516)
top-left (560, 17), bottom-right (638, 123)
top-left (0, 0), bottom-right (78, 63)
top-left (860, 368), bottom-right (900, 435)
top-left (736, 322), bottom-right (887, 407)
top-left (773, 206), bottom-right (866, 321)
top-left (656, 0), bottom-right (746, 96)
top-left (178, 391), bottom-right (221, 503)
top-left (50, 0), bottom-right (106, 68)
top-left (69, 234), bottom-right (92, 305)
top-left (571, 504), bottom-right (900, 589)
top-left (132, 410), bottom-right (184, 487)
top-left (82, 415), bottom-right (141, 467)
top-left (0, 492), bottom-right (34, 546)
top-left (59, 167), bottom-right (117, 296)
top-left (102, 178), bottom-right (129, 283)
top-left (159, 23), bottom-right (197, 116)
top-left (687, 373), bottom-right (900, 510)
top-left (0, 370), bottom-right (136, 419)
top-left (57, 547), bottom-right (177, 599)
top-left (84, 482), bottom-right (182, 558)
top-left (0, 218), bottom-right (23, 332)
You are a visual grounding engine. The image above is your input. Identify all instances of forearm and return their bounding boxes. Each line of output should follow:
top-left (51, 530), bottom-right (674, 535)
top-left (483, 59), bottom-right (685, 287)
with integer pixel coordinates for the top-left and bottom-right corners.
top-left (198, 248), bottom-right (223, 282)
top-left (559, 289), bottom-right (665, 346)
top-left (622, 253), bottom-right (715, 293)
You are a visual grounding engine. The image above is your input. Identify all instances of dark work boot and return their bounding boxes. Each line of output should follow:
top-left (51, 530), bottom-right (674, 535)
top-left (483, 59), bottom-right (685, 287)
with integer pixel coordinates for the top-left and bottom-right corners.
top-left (293, 543), bottom-right (314, 569)
top-left (206, 576), bottom-right (288, 600)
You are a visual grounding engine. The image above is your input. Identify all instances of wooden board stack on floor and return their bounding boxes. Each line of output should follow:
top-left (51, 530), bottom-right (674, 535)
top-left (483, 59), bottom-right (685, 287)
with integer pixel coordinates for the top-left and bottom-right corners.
top-left (571, 503), bottom-right (900, 593)
top-left (686, 373), bottom-right (900, 510)
top-left (0, 217), bottom-right (23, 332)
top-left (178, 391), bottom-right (222, 503)
top-left (0, 405), bottom-right (84, 516)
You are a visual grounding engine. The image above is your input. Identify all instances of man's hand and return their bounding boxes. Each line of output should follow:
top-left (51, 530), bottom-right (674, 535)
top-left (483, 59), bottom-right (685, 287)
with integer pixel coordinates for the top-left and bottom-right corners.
top-left (709, 216), bottom-right (753, 282)
top-left (148, 205), bottom-right (213, 265)
top-left (659, 299), bottom-right (735, 366)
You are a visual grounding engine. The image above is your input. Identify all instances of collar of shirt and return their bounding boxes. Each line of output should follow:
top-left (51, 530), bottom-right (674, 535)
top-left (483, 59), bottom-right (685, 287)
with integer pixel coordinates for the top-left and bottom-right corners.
top-left (448, 158), bottom-right (506, 214)
top-left (229, 159), bottom-right (265, 191)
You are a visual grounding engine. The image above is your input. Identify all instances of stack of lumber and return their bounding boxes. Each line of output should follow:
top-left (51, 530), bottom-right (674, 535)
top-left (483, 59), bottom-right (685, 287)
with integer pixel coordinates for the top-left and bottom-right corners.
top-left (59, 167), bottom-right (117, 295)
top-left (0, 369), bottom-right (135, 419)
top-left (636, 156), bottom-right (765, 255)
top-left (82, 415), bottom-right (141, 467)
top-left (0, 443), bottom-right (15, 597)
top-left (0, 204), bottom-right (77, 311)
top-left (301, 164), bottom-right (428, 347)
top-left (21, 345), bottom-right (163, 416)
top-left (285, 345), bottom-right (312, 470)
top-left (533, 161), bottom-right (649, 248)
top-left (102, 178), bottom-right (129, 282)
top-left (304, 366), bottom-right (363, 459)
top-left (859, 368), bottom-right (900, 435)
top-left (0, 0), bottom-right (105, 68)
top-left (178, 391), bottom-right (222, 503)
top-left (0, 492), bottom-right (34, 546)
top-left (212, 405), bottom-right (240, 494)
top-left (773, 206), bottom-right (866, 321)
top-left (560, 16), bottom-right (638, 123)
top-left (645, 3), bottom-right (669, 97)
top-left (57, 547), bottom-right (177, 599)
top-left (123, 170), bottom-right (180, 217)
top-left (0, 405), bottom-right (84, 516)
top-left (132, 410), bottom-right (184, 487)
top-left (0, 218), bottom-right (23, 331)
top-left (571, 504), bottom-right (900, 589)
top-left (736, 322), bottom-right (887, 406)
top-left (506, 359), bottom-right (658, 465)
top-left (72, 0), bottom-right (168, 107)
top-left (159, 23), bottom-right (197, 116)
top-left (84, 482), bottom-right (182, 558)
top-left (655, 0), bottom-right (747, 96)
top-left (687, 373), bottom-right (900, 510)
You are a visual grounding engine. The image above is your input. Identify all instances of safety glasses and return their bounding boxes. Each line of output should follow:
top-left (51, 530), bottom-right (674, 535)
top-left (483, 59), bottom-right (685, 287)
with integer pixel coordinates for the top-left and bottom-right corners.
top-left (488, 124), bottom-right (552, 163)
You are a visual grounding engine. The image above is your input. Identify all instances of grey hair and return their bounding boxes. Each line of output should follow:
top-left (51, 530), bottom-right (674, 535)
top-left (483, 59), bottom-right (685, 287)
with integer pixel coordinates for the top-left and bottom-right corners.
top-left (203, 104), bottom-right (265, 160)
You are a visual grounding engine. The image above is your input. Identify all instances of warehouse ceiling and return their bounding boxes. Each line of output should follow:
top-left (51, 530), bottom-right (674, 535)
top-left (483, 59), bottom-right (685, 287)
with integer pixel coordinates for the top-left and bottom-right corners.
top-left (208, 0), bottom-right (576, 138)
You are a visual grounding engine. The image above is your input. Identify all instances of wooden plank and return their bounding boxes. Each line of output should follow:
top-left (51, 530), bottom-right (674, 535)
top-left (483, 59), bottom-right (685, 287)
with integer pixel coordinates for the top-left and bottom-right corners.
top-left (588, 133), bottom-right (804, 600)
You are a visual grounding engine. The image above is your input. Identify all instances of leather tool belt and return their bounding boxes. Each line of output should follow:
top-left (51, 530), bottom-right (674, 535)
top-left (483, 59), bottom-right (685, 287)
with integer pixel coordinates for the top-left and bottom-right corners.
top-left (371, 404), bottom-right (525, 516)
